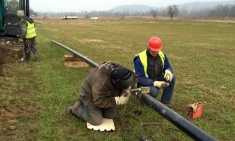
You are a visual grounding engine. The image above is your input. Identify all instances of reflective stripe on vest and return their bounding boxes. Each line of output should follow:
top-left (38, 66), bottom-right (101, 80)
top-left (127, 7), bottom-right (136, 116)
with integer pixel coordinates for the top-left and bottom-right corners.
top-left (25, 21), bottom-right (36, 39)
top-left (136, 50), bottom-right (164, 77)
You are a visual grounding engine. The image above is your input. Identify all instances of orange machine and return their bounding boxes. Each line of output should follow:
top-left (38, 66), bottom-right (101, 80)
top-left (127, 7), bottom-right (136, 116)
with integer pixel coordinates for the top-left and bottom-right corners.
top-left (186, 102), bottom-right (203, 119)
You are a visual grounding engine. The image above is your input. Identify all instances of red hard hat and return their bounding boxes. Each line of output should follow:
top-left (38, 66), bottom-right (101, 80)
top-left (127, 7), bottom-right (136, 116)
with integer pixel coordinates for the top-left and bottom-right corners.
top-left (147, 36), bottom-right (162, 52)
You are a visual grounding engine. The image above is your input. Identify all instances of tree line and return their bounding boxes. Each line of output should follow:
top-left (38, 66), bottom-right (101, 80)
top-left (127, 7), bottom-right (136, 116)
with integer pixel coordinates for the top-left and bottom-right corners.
top-left (31, 4), bottom-right (235, 19)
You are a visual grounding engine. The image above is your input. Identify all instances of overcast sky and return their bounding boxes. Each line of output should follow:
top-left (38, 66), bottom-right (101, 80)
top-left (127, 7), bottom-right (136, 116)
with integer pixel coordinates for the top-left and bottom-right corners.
top-left (30, 0), bottom-right (232, 12)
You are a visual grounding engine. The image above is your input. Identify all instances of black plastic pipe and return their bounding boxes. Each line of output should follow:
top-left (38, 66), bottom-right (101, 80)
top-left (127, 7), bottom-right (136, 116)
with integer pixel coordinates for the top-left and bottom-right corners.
top-left (139, 93), bottom-right (217, 141)
top-left (52, 40), bottom-right (218, 141)
top-left (51, 40), bottom-right (98, 68)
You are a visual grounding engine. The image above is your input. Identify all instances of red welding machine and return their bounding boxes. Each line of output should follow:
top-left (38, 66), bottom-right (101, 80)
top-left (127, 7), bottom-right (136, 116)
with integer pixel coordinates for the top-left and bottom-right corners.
top-left (186, 102), bottom-right (203, 119)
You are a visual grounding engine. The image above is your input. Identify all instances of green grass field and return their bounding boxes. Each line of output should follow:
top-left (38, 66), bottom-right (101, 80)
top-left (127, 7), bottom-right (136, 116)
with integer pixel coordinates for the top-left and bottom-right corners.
top-left (0, 18), bottom-right (235, 141)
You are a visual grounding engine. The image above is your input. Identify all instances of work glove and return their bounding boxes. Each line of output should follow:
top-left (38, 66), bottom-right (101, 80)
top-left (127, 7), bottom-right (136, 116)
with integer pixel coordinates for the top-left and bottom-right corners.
top-left (115, 96), bottom-right (130, 105)
top-left (164, 69), bottom-right (173, 82)
top-left (153, 81), bottom-right (169, 89)
top-left (115, 86), bottom-right (131, 105)
top-left (18, 38), bottom-right (23, 43)
top-left (120, 86), bottom-right (131, 97)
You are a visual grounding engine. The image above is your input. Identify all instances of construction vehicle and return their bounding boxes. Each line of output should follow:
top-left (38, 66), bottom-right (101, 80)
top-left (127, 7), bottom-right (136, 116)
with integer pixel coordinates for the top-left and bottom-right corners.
top-left (62, 14), bottom-right (77, 20)
top-left (0, 0), bottom-right (30, 59)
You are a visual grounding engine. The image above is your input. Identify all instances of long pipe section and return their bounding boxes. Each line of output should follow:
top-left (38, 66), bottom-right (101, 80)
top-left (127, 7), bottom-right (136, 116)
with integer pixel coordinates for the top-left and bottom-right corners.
top-left (139, 94), bottom-right (217, 141)
top-left (52, 40), bottom-right (217, 141)
top-left (51, 40), bottom-right (98, 68)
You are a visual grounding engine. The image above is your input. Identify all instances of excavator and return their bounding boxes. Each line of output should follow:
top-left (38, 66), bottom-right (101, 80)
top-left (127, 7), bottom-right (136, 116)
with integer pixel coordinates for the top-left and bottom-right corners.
top-left (0, 0), bottom-right (29, 56)
top-left (0, 0), bottom-right (29, 76)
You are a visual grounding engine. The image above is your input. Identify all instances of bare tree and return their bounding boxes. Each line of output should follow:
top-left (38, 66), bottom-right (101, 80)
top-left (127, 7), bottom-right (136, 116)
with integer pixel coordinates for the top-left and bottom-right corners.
top-left (29, 9), bottom-right (38, 17)
top-left (179, 7), bottom-right (189, 17)
top-left (34, 3), bottom-right (235, 18)
top-left (151, 9), bottom-right (158, 18)
top-left (43, 15), bottom-right (47, 20)
top-left (229, 5), bottom-right (235, 17)
top-left (84, 11), bottom-right (90, 19)
top-left (167, 5), bottom-right (179, 20)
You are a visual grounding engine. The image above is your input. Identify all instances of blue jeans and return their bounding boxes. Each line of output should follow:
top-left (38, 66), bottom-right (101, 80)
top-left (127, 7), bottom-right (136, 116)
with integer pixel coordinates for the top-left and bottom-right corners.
top-left (148, 75), bottom-right (176, 104)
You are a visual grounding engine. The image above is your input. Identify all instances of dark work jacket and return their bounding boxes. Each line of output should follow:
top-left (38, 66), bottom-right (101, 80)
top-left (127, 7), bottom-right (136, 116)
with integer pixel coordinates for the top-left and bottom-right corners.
top-left (79, 62), bottom-right (137, 108)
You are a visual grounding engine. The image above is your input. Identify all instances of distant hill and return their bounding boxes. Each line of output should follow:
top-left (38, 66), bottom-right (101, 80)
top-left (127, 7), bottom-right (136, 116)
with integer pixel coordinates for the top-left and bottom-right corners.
top-left (110, 1), bottom-right (235, 12)
top-left (177, 1), bottom-right (235, 9)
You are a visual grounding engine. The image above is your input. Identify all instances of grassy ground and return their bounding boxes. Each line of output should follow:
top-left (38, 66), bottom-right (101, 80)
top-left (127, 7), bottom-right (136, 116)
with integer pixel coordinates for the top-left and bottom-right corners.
top-left (0, 18), bottom-right (235, 141)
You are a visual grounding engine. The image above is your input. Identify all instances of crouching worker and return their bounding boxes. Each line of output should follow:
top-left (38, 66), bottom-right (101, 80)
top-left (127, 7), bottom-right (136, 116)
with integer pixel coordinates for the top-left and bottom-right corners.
top-left (66, 62), bottom-right (137, 126)
top-left (134, 36), bottom-right (176, 105)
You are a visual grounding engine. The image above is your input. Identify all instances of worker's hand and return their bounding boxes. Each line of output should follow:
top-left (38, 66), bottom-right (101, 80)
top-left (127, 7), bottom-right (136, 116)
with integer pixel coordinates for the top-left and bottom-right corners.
top-left (115, 96), bottom-right (130, 105)
top-left (18, 38), bottom-right (23, 43)
top-left (115, 86), bottom-right (132, 105)
top-left (164, 70), bottom-right (173, 82)
top-left (153, 81), bottom-right (169, 88)
top-left (120, 86), bottom-right (131, 97)
top-left (16, 35), bottom-right (20, 37)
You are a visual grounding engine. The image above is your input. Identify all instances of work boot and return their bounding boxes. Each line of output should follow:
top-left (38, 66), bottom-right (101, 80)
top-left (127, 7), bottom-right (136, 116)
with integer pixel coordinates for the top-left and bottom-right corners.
top-left (19, 53), bottom-right (30, 62)
top-left (19, 58), bottom-right (29, 62)
top-left (66, 99), bottom-right (82, 115)
top-left (33, 51), bottom-right (39, 61)
top-left (34, 57), bottom-right (39, 61)
top-left (161, 101), bottom-right (175, 110)
top-left (140, 135), bottom-right (150, 141)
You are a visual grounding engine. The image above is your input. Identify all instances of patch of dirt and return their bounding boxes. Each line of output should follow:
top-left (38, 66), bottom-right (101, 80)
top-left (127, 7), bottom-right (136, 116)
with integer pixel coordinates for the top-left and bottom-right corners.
top-left (0, 47), bottom-right (23, 76)
top-left (0, 100), bottom-right (38, 141)
top-left (0, 47), bottom-right (7, 76)
top-left (0, 47), bottom-right (37, 140)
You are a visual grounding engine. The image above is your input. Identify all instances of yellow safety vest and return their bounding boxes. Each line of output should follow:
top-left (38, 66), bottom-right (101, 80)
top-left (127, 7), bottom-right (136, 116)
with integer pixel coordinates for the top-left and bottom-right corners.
top-left (135, 50), bottom-right (164, 77)
top-left (25, 21), bottom-right (36, 39)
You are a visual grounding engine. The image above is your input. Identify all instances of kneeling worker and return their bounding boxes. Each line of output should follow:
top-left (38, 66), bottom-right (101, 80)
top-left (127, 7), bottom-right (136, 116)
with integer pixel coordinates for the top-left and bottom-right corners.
top-left (66, 62), bottom-right (137, 126)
